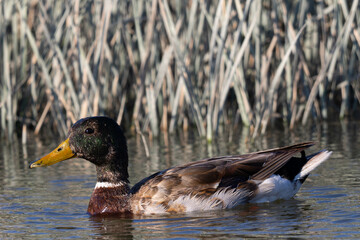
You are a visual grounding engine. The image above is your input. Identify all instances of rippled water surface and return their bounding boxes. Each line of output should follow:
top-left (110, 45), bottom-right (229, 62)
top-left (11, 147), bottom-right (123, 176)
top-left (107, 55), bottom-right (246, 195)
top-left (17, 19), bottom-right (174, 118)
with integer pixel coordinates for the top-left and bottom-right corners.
top-left (1, 122), bottom-right (360, 239)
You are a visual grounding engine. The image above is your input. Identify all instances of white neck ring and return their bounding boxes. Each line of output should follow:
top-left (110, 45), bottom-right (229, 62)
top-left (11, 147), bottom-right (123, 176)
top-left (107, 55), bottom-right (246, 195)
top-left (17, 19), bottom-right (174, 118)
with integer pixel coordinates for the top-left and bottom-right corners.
top-left (95, 181), bottom-right (125, 189)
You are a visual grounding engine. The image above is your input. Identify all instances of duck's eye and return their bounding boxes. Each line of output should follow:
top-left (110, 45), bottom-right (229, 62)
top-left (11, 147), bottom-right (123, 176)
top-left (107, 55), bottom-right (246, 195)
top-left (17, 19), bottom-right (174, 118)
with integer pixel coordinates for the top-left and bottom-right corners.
top-left (85, 128), bottom-right (94, 134)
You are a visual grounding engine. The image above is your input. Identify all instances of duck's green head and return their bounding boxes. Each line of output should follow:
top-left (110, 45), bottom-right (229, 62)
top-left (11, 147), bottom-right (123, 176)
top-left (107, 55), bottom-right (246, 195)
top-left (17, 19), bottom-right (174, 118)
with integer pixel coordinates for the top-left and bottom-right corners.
top-left (29, 117), bottom-right (128, 172)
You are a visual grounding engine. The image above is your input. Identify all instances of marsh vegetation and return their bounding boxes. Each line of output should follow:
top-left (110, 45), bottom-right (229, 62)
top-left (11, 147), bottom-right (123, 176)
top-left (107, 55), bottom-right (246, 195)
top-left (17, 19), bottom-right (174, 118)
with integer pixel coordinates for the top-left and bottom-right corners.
top-left (1, 0), bottom-right (359, 141)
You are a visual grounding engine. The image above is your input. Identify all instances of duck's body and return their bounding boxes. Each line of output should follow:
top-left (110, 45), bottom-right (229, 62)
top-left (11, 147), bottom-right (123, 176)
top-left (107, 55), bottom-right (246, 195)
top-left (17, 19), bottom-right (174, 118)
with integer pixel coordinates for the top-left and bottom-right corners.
top-left (30, 117), bottom-right (332, 216)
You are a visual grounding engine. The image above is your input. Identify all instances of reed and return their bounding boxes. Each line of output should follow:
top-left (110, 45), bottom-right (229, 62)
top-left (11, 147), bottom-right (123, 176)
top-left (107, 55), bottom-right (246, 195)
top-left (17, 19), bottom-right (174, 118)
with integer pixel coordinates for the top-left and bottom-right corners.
top-left (0, 0), bottom-right (359, 142)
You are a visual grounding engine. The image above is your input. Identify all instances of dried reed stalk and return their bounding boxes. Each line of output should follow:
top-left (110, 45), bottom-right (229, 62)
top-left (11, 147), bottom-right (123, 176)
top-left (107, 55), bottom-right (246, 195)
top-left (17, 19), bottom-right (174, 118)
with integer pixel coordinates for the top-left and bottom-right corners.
top-left (0, 0), bottom-right (359, 142)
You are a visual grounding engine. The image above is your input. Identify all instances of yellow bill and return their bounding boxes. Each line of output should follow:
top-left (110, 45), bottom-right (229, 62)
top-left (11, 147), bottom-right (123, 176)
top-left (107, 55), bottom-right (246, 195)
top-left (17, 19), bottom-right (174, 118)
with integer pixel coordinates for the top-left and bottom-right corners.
top-left (29, 138), bottom-right (76, 168)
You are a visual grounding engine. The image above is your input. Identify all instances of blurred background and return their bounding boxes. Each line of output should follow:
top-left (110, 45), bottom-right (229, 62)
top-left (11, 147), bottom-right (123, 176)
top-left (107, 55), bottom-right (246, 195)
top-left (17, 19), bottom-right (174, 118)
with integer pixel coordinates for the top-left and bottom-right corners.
top-left (0, 0), bottom-right (359, 142)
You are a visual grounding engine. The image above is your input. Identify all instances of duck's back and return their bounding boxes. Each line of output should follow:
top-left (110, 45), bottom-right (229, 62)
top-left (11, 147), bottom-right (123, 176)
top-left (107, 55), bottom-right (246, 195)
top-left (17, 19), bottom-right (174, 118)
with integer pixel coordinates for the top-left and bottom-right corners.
top-left (129, 142), bottom-right (331, 214)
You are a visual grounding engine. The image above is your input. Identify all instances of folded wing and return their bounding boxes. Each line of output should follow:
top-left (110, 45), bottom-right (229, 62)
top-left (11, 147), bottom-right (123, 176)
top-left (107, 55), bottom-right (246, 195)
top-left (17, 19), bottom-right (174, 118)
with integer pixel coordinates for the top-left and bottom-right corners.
top-left (130, 142), bottom-right (315, 213)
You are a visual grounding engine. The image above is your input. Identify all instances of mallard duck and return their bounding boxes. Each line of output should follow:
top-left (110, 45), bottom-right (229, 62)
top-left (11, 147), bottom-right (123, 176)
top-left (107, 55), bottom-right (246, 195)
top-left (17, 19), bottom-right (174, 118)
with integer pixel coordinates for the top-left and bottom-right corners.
top-left (30, 116), bottom-right (332, 216)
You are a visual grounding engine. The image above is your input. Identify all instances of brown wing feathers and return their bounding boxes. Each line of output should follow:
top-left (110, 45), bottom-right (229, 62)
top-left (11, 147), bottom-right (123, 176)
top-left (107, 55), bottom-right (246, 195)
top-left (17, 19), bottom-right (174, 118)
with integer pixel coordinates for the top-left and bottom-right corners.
top-left (251, 141), bottom-right (315, 180)
top-left (131, 142), bottom-right (315, 199)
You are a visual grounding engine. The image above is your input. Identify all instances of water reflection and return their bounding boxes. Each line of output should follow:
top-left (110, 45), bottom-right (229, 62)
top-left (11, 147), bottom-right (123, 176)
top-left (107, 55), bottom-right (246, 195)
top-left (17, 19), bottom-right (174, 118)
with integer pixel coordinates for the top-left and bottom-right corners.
top-left (90, 216), bottom-right (134, 239)
top-left (0, 121), bottom-right (360, 238)
top-left (87, 200), bottom-right (312, 239)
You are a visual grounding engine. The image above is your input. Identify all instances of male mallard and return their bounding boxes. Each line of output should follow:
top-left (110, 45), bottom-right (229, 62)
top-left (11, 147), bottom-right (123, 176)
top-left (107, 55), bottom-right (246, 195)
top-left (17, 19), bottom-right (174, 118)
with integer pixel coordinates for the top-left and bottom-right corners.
top-left (30, 117), bottom-right (332, 215)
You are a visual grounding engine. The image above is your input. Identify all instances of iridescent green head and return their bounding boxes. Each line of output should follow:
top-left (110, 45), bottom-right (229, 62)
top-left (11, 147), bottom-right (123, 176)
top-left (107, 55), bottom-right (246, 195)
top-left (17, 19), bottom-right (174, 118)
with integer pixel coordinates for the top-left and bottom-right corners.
top-left (30, 117), bottom-right (129, 181)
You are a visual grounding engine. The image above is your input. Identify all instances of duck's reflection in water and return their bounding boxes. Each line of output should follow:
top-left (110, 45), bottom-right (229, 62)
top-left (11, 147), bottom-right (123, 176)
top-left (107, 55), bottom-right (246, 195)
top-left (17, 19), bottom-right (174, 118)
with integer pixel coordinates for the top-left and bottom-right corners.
top-left (89, 215), bottom-right (134, 239)
top-left (88, 199), bottom-right (308, 239)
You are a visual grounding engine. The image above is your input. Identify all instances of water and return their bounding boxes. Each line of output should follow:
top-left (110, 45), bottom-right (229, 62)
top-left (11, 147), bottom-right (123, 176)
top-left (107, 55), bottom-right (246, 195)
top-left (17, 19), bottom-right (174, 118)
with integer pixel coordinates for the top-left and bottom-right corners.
top-left (1, 121), bottom-right (360, 239)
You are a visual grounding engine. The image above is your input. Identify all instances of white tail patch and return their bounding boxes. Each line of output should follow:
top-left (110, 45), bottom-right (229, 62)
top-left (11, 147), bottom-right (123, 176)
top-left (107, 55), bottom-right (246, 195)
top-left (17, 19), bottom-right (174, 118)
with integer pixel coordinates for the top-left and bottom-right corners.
top-left (299, 150), bottom-right (332, 179)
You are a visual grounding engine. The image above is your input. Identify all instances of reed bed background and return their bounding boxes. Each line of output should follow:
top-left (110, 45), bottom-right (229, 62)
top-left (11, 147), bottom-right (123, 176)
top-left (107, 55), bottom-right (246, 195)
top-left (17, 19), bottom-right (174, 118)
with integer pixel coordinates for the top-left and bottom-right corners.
top-left (0, 0), bottom-right (359, 142)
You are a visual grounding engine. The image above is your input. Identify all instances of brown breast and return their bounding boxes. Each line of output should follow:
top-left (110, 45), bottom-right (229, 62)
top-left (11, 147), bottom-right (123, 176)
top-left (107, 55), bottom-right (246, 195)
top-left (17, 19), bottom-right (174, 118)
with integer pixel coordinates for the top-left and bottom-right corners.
top-left (87, 184), bottom-right (132, 216)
